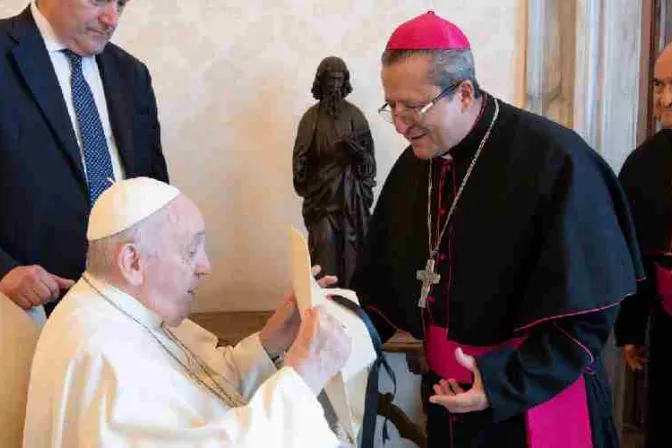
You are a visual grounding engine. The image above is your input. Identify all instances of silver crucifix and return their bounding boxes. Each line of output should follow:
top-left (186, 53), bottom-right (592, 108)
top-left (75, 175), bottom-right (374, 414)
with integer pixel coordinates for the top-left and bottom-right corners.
top-left (416, 258), bottom-right (441, 308)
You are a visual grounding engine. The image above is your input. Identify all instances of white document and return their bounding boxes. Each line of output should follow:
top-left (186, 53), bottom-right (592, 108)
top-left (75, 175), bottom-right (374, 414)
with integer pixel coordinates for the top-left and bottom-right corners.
top-left (289, 226), bottom-right (377, 441)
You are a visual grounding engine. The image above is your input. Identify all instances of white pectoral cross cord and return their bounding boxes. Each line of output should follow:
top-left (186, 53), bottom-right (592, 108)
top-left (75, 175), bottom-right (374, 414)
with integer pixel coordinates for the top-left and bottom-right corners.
top-left (416, 258), bottom-right (440, 308)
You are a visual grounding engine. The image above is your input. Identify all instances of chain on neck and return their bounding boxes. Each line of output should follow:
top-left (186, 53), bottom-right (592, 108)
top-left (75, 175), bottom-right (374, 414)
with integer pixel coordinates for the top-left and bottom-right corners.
top-left (427, 98), bottom-right (500, 259)
top-left (82, 274), bottom-right (247, 408)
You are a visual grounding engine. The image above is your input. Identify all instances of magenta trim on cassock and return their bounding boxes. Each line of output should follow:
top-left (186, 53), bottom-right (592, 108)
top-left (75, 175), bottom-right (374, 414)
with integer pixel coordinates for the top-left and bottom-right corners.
top-left (554, 322), bottom-right (595, 364)
top-left (513, 300), bottom-right (624, 334)
top-left (653, 262), bottom-right (672, 317)
top-left (426, 323), bottom-right (593, 448)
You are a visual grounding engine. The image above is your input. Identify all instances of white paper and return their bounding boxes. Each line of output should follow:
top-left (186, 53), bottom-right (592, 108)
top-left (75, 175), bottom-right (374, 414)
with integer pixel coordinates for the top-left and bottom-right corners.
top-left (289, 226), bottom-right (376, 441)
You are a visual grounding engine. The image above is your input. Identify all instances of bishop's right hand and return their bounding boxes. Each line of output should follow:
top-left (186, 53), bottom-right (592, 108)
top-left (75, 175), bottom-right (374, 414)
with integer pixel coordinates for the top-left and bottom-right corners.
top-left (284, 306), bottom-right (351, 395)
top-left (0, 265), bottom-right (75, 310)
top-left (622, 344), bottom-right (647, 371)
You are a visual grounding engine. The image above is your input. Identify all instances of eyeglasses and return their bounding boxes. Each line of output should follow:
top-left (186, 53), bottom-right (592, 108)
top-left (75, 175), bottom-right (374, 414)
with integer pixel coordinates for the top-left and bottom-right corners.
top-left (378, 82), bottom-right (460, 124)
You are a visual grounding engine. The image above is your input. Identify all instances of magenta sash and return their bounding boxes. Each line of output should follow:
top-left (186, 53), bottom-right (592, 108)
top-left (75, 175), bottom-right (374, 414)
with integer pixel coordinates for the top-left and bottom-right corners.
top-left (654, 262), bottom-right (672, 317)
top-left (425, 324), bottom-right (593, 448)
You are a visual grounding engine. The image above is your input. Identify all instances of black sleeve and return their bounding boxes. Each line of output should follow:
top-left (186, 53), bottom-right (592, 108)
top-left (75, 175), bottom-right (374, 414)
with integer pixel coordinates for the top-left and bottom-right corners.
top-left (353, 177), bottom-right (401, 345)
top-left (477, 306), bottom-right (617, 423)
top-left (613, 153), bottom-right (654, 347)
top-left (614, 261), bottom-right (653, 346)
top-left (511, 145), bottom-right (641, 331)
top-left (142, 65), bottom-right (169, 183)
top-left (0, 246), bottom-right (20, 279)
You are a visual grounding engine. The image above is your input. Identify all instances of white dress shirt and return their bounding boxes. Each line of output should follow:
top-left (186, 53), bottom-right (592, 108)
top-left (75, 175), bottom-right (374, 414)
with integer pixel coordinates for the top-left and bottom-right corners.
top-left (31, 1), bottom-right (125, 181)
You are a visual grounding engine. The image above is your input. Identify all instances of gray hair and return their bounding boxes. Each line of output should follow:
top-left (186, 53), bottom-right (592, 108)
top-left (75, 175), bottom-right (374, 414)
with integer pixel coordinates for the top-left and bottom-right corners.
top-left (86, 205), bottom-right (173, 278)
top-left (381, 49), bottom-right (482, 98)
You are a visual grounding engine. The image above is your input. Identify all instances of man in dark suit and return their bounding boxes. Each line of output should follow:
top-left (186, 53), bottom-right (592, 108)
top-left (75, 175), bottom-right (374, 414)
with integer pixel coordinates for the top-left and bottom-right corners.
top-left (0, 0), bottom-right (169, 314)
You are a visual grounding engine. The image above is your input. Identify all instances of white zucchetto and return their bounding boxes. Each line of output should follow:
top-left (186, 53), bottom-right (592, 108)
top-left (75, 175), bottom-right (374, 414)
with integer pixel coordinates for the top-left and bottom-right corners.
top-left (87, 177), bottom-right (180, 241)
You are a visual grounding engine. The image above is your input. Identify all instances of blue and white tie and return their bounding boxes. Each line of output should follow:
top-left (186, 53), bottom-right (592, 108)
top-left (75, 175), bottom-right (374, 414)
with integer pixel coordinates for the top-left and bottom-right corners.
top-left (63, 49), bottom-right (114, 206)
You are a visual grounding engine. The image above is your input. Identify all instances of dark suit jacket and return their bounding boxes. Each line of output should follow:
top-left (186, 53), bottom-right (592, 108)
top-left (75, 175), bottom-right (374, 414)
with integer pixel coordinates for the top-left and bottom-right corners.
top-left (0, 7), bottom-right (169, 303)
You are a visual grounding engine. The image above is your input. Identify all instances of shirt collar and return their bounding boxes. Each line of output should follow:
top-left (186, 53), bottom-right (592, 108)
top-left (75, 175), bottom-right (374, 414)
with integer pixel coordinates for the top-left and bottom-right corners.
top-left (444, 92), bottom-right (496, 162)
top-left (31, 1), bottom-right (67, 53)
top-left (83, 272), bottom-right (164, 330)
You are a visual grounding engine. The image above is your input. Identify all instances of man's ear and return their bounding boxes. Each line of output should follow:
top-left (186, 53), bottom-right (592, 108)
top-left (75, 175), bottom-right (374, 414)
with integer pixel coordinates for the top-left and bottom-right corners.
top-left (458, 80), bottom-right (476, 111)
top-left (118, 243), bottom-right (144, 286)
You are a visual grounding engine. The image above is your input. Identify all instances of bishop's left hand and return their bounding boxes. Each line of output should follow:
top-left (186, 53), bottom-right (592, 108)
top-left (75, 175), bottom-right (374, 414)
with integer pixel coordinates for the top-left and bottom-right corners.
top-left (428, 348), bottom-right (490, 413)
top-left (260, 265), bottom-right (337, 358)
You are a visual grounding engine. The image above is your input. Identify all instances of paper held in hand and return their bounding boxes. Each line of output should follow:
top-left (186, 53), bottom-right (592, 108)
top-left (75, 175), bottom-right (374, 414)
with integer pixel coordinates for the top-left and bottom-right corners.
top-left (289, 226), bottom-right (377, 442)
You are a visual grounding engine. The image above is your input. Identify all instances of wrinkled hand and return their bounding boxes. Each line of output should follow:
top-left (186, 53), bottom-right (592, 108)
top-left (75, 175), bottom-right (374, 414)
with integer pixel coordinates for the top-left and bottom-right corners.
top-left (311, 265), bottom-right (338, 288)
top-left (0, 265), bottom-right (74, 310)
top-left (260, 293), bottom-right (300, 358)
top-left (429, 348), bottom-right (490, 413)
top-left (259, 265), bottom-right (337, 357)
top-left (284, 306), bottom-right (351, 395)
top-left (622, 344), bottom-right (647, 371)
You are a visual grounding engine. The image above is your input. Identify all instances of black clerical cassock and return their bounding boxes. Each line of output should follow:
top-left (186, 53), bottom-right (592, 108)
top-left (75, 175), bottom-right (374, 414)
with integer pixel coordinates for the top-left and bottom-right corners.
top-left (352, 92), bottom-right (643, 448)
top-left (616, 128), bottom-right (672, 447)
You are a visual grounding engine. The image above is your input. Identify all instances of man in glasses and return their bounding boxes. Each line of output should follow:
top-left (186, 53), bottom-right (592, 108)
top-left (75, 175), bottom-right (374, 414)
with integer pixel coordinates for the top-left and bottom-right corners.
top-left (351, 11), bottom-right (643, 448)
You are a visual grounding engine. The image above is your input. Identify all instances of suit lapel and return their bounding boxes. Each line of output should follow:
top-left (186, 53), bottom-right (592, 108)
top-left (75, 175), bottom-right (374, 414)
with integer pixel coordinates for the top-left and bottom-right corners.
top-left (7, 8), bottom-right (86, 189)
top-left (96, 50), bottom-right (135, 176)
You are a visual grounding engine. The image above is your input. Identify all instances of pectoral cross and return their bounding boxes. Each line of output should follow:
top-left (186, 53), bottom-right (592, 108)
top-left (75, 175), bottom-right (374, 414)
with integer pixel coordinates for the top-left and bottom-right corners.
top-left (416, 258), bottom-right (441, 308)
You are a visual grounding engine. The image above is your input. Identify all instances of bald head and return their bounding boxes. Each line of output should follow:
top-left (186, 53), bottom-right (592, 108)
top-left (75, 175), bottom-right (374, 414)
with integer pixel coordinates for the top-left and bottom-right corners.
top-left (653, 42), bottom-right (672, 128)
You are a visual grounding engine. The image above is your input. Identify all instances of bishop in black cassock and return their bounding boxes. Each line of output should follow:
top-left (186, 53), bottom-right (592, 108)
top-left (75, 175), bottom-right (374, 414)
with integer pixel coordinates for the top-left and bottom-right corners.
top-left (352, 11), bottom-right (643, 448)
top-left (615, 41), bottom-right (672, 448)
top-left (616, 129), bottom-right (672, 448)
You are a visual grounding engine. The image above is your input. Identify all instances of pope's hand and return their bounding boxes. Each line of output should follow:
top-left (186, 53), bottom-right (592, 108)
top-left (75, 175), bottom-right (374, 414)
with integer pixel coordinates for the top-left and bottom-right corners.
top-left (429, 348), bottom-right (490, 413)
top-left (284, 306), bottom-right (351, 395)
top-left (622, 344), bottom-right (647, 371)
top-left (0, 265), bottom-right (75, 310)
top-left (259, 265), bottom-right (337, 358)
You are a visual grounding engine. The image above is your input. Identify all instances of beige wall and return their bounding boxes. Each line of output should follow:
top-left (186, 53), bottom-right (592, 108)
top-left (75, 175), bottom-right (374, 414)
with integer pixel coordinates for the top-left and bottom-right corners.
top-left (1, 1), bottom-right (524, 312)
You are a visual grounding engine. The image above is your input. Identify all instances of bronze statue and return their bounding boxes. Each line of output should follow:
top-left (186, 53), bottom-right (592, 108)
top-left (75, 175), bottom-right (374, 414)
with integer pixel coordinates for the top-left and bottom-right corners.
top-left (293, 56), bottom-right (376, 287)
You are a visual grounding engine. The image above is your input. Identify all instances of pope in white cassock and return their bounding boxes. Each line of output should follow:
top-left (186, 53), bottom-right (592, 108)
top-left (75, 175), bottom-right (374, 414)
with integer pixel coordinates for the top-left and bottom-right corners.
top-left (22, 177), bottom-right (352, 448)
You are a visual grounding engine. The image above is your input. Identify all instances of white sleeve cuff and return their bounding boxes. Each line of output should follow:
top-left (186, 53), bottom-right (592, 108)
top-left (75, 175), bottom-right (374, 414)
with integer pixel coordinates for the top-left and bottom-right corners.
top-left (231, 332), bottom-right (277, 398)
